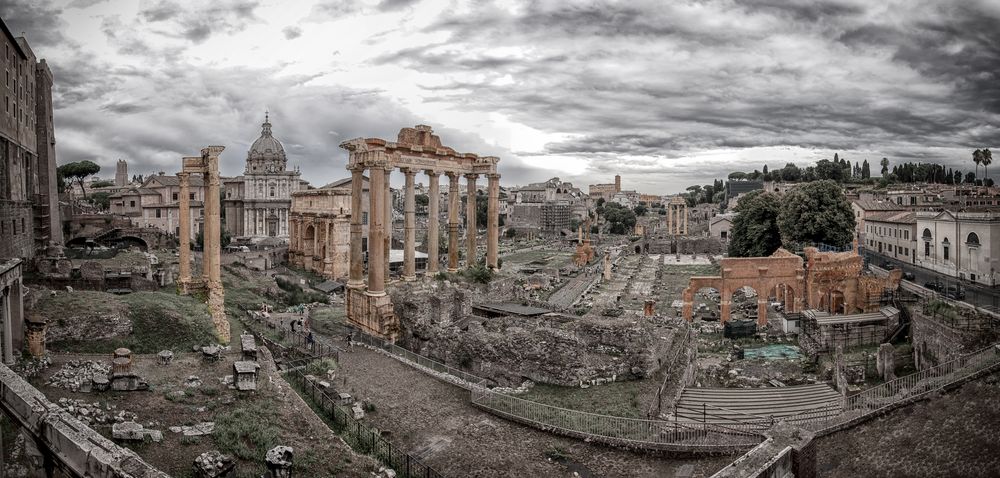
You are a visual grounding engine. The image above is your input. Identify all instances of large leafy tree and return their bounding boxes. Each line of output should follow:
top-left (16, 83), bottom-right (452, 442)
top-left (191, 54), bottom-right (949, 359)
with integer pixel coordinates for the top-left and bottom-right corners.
top-left (880, 157), bottom-right (890, 177)
top-left (601, 202), bottom-right (636, 235)
top-left (57, 160), bottom-right (101, 198)
top-left (777, 180), bottom-right (856, 249)
top-left (728, 190), bottom-right (782, 257)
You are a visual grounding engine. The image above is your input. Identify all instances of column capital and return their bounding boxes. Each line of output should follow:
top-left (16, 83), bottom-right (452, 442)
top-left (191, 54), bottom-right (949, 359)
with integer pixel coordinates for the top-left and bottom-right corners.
top-left (445, 171), bottom-right (460, 180)
top-left (401, 167), bottom-right (417, 177)
top-left (424, 169), bottom-right (441, 178)
top-left (486, 173), bottom-right (501, 180)
top-left (464, 173), bottom-right (480, 180)
top-left (177, 172), bottom-right (191, 179)
top-left (348, 164), bottom-right (366, 173)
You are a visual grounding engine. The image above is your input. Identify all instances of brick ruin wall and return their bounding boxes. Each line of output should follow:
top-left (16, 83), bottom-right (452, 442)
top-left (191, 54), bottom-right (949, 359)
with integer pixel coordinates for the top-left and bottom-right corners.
top-left (389, 281), bottom-right (687, 387)
top-left (910, 309), bottom-right (994, 370)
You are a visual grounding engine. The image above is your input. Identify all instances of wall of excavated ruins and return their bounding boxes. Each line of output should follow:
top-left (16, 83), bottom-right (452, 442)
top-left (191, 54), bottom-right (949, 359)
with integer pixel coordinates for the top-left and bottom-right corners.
top-left (390, 282), bottom-right (685, 387)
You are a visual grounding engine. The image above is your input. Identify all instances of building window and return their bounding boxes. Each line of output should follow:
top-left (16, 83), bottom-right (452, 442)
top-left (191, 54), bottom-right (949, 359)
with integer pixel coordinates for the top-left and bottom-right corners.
top-left (922, 228), bottom-right (932, 241)
top-left (130, 200), bottom-right (136, 207)
top-left (362, 212), bottom-right (368, 225)
top-left (966, 232), bottom-right (980, 246)
top-left (270, 187), bottom-right (275, 197)
top-left (942, 238), bottom-right (950, 261)
top-left (172, 192), bottom-right (178, 201)
top-left (155, 209), bottom-right (162, 218)
top-left (925, 242), bottom-right (930, 257)
top-left (190, 193), bottom-right (195, 200)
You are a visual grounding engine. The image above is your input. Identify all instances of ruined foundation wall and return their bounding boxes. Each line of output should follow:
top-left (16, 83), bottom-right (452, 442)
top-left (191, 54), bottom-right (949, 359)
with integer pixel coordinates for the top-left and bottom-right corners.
top-left (390, 282), bottom-right (685, 387)
top-left (910, 309), bottom-right (986, 370)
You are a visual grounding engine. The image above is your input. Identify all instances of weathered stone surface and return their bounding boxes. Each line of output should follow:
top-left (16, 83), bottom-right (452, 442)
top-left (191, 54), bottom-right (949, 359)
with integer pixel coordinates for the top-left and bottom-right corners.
top-left (112, 421), bottom-right (162, 442)
top-left (876, 343), bottom-right (896, 381)
top-left (390, 281), bottom-right (683, 387)
top-left (265, 446), bottom-right (293, 478)
top-left (193, 450), bottom-right (235, 478)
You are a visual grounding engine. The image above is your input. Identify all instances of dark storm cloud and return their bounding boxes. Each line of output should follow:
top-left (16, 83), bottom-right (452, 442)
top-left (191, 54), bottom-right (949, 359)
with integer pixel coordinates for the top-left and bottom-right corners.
top-left (0, 0), bottom-right (70, 48)
top-left (395, 0), bottom-right (999, 182)
top-left (138, 0), bottom-right (262, 43)
top-left (282, 26), bottom-right (302, 39)
top-left (377, 0), bottom-right (421, 12)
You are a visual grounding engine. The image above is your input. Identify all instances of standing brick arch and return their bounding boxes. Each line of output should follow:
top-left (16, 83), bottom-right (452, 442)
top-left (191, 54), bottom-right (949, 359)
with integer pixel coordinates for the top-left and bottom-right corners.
top-left (682, 248), bottom-right (901, 325)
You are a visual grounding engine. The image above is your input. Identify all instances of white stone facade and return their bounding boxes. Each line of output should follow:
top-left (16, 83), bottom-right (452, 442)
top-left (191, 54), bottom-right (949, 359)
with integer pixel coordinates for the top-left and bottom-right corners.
top-left (914, 210), bottom-right (1000, 286)
top-left (223, 115), bottom-right (305, 242)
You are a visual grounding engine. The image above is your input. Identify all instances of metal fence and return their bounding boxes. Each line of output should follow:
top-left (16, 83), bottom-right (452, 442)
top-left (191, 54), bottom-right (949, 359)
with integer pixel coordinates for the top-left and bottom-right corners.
top-left (353, 330), bottom-right (764, 451)
top-left (786, 343), bottom-right (1000, 432)
top-left (286, 370), bottom-right (445, 478)
top-left (469, 380), bottom-right (763, 450)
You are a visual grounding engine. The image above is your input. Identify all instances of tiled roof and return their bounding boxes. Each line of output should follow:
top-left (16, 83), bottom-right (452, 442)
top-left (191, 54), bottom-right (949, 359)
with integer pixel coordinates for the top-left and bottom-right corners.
top-left (853, 198), bottom-right (905, 211)
top-left (866, 211), bottom-right (915, 224)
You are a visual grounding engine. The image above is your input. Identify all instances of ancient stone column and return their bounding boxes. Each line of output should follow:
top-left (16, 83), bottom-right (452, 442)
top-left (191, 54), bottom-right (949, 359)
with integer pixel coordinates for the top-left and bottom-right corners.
top-left (323, 220), bottom-right (335, 278)
top-left (447, 172), bottom-right (460, 272)
top-left (683, 204), bottom-right (689, 235)
top-left (465, 173), bottom-right (479, 267)
top-left (603, 253), bottom-right (612, 281)
top-left (757, 297), bottom-right (768, 326)
top-left (367, 162), bottom-right (387, 295)
top-left (425, 170), bottom-right (440, 274)
top-left (402, 168), bottom-right (417, 281)
top-left (643, 299), bottom-right (656, 317)
top-left (487, 173), bottom-right (500, 270)
top-left (203, 146), bottom-right (229, 344)
top-left (348, 166), bottom-right (365, 289)
top-left (666, 204), bottom-right (672, 234)
top-left (877, 343), bottom-right (896, 381)
top-left (177, 172), bottom-right (192, 293)
top-left (384, 168), bottom-right (392, 284)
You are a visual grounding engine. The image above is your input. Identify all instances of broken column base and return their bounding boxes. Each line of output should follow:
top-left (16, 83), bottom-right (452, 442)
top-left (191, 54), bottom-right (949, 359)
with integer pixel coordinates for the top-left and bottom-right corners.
top-left (207, 281), bottom-right (230, 345)
top-left (346, 288), bottom-right (399, 341)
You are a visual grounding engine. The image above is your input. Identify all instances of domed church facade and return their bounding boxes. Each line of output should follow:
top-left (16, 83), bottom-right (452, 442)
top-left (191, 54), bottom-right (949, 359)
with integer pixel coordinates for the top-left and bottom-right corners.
top-left (223, 113), bottom-right (307, 241)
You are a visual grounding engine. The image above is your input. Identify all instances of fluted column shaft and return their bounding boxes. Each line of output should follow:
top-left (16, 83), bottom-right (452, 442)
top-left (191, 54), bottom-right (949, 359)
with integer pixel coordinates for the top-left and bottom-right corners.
top-left (487, 173), bottom-right (499, 270)
top-left (348, 166), bottom-right (365, 288)
top-left (367, 164), bottom-right (387, 295)
top-left (384, 169), bottom-right (392, 283)
top-left (465, 174), bottom-right (478, 267)
top-left (177, 172), bottom-right (192, 288)
top-left (426, 171), bottom-right (440, 274)
top-left (447, 172), bottom-right (460, 272)
top-left (402, 168), bottom-right (417, 281)
top-left (205, 162), bottom-right (221, 286)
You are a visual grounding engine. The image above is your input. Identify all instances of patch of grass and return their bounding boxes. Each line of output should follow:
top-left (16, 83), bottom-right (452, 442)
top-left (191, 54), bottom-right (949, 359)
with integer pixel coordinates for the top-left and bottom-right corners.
top-left (303, 357), bottom-right (338, 377)
top-left (214, 398), bottom-right (282, 461)
top-left (46, 291), bottom-right (216, 353)
top-left (518, 381), bottom-right (651, 418)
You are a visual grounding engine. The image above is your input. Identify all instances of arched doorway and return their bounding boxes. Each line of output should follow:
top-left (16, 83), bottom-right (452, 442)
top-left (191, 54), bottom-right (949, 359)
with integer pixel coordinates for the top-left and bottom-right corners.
top-left (731, 285), bottom-right (762, 323)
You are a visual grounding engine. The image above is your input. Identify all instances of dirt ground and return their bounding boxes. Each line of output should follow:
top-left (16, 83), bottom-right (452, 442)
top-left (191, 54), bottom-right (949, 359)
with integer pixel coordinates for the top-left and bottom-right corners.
top-left (33, 349), bottom-right (376, 477)
top-left (333, 344), bottom-right (736, 478)
top-left (816, 374), bottom-right (1000, 477)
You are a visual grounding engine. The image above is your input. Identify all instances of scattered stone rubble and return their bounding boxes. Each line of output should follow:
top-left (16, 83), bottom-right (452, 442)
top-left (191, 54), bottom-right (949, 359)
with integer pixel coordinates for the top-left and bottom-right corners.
top-left (56, 397), bottom-right (138, 426)
top-left (193, 450), bottom-right (236, 478)
top-left (265, 446), bottom-right (294, 478)
top-left (47, 360), bottom-right (111, 391)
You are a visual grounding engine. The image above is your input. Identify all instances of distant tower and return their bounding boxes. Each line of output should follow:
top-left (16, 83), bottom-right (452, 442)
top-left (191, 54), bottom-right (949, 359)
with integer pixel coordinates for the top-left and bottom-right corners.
top-left (614, 174), bottom-right (621, 193)
top-left (115, 159), bottom-right (128, 186)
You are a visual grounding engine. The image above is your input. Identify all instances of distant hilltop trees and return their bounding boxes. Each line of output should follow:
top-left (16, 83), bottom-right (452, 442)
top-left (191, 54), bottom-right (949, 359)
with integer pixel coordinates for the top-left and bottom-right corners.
top-left (728, 150), bottom-right (994, 188)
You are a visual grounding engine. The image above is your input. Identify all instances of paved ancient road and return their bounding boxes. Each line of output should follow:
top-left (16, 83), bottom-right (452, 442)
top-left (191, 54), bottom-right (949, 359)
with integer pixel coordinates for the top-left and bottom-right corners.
top-left (547, 270), bottom-right (601, 308)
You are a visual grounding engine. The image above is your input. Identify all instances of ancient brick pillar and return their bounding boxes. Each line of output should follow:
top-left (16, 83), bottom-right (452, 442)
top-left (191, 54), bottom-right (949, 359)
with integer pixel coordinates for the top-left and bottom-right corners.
top-left (25, 316), bottom-right (46, 358)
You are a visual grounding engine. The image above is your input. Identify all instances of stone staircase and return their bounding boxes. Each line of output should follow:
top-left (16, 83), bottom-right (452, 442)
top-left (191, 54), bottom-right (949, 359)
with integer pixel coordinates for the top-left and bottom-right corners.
top-left (674, 384), bottom-right (842, 425)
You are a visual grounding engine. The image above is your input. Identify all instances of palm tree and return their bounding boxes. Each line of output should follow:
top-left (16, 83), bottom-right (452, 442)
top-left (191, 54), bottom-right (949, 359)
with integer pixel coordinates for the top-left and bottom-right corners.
top-left (973, 149), bottom-right (983, 183)
top-left (983, 148), bottom-right (993, 185)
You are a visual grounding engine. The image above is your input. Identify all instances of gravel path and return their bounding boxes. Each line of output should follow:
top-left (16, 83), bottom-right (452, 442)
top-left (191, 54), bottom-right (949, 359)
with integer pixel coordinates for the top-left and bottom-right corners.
top-left (334, 345), bottom-right (734, 478)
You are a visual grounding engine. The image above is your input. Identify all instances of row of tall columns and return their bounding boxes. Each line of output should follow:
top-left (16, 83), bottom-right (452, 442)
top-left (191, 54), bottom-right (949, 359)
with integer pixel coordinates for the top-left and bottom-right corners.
top-left (177, 172), bottom-right (192, 293)
top-left (346, 164), bottom-right (499, 295)
top-left (666, 203), bottom-right (689, 235)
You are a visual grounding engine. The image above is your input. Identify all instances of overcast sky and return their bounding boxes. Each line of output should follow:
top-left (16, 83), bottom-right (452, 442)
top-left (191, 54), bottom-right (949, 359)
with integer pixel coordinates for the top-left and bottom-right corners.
top-left (2, 0), bottom-right (998, 193)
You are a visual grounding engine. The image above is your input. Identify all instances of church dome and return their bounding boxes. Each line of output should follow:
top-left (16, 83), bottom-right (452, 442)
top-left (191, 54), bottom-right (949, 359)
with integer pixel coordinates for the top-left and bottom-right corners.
top-left (247, 113), bottom-right (286, 162)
